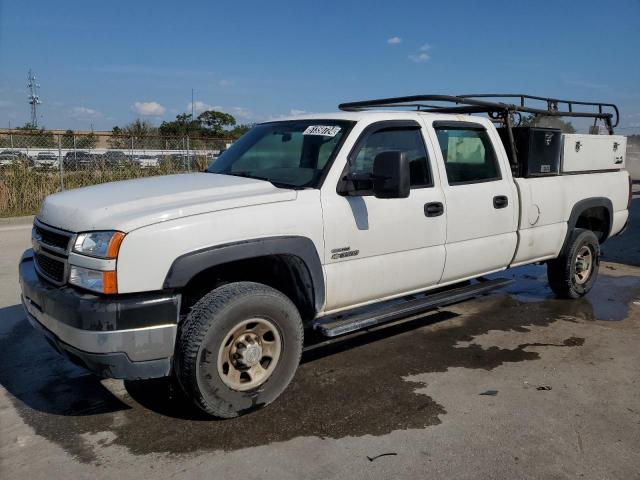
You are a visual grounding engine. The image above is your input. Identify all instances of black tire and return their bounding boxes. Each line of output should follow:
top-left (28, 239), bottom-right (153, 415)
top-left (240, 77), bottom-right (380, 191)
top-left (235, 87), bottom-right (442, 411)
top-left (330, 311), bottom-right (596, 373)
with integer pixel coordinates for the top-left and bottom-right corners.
top-left (175, 281), bottom-right (303, 418)
top-left (547, 228), bottom-right (600, 299)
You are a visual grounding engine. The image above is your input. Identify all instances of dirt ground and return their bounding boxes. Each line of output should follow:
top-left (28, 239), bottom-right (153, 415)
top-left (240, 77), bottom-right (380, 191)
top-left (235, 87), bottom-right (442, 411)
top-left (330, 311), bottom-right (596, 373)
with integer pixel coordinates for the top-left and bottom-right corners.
top-left (1, 192), bottom-right (639, 479)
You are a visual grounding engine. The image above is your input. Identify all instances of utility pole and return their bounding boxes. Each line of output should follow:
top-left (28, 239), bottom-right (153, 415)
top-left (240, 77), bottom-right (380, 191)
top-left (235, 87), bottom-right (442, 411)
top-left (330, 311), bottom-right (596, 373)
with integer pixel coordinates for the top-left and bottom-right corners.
top-left (27, 69), bottom-right (42, 128)
top-left (191, 88), bottom-right (195, 120)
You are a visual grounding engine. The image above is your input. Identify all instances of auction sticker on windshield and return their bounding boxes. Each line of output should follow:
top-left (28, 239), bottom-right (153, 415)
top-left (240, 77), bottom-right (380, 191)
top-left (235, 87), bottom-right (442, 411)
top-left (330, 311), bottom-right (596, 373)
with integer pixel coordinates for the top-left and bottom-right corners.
top-left (303, 125), bottom-right (342, 137)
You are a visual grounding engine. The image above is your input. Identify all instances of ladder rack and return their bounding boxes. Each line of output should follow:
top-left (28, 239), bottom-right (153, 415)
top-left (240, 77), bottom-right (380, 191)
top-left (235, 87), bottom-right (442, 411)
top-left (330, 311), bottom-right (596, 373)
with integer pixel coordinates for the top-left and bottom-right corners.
top-left (338, 93), bottom-right (620, 176)
top-left (338, 93), bottom-right (619, 131)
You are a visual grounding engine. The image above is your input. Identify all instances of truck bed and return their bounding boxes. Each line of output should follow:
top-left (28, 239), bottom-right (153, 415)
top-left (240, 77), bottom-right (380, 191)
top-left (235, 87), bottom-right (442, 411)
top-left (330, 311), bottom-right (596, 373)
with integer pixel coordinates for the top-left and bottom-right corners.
top-left (511, 170), bottom-right (629, 266)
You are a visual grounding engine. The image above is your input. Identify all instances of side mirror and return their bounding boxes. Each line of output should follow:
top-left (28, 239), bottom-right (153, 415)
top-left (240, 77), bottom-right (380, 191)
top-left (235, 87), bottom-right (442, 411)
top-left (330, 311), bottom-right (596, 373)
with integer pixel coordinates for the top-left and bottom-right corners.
top-left (372, 151), bottom-right (410, 199)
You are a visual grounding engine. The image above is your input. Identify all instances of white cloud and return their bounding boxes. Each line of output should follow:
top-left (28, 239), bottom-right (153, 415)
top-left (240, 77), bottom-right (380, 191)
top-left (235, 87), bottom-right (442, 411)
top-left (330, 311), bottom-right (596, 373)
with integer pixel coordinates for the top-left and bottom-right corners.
top-left (187, 101), bottom-right (220, 114)
top-left (387, 36), bottom-right (402, 45)
top-left (230, 106), bottom-right (254, 119)
top-left (408, 44), bottom-right (431, 63)
top-left (133, 101), bottom-right (166, 116)
top-left (408, 53), bottom-right (430, 63)
top-left (218, 79), bottom-right (234, 87)
top-left (289, 109), bottom-right (307, 115)
top-left (69, 106), bottom-right (101, 118)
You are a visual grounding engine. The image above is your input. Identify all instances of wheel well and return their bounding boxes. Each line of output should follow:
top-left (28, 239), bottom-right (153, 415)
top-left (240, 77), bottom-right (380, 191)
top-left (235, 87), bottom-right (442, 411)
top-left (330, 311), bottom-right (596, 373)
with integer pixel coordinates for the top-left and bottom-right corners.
top-left (574, 206), bottom-right (610, 242)
top-left (179, 255), bottom-right (316, 321)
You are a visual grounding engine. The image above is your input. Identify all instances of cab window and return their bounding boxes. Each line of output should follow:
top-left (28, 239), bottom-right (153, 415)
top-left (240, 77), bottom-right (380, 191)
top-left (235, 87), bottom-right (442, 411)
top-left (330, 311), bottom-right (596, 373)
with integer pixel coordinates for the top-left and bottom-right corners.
top-left (434, 125), bottom-right (501, 185)
top-left (349, 126), bottom-right (432, 188)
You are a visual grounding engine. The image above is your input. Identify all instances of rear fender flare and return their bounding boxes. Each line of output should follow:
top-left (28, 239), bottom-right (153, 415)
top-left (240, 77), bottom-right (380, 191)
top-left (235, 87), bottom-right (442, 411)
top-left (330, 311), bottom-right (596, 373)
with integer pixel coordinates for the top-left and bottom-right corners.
top-left (560, 197), bottom-right (613, 255)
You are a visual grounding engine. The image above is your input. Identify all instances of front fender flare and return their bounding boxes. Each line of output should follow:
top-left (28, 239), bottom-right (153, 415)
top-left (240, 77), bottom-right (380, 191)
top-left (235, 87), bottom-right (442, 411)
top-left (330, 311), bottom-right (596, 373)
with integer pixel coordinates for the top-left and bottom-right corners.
top-left (163, 236), bottom-right (325, 314)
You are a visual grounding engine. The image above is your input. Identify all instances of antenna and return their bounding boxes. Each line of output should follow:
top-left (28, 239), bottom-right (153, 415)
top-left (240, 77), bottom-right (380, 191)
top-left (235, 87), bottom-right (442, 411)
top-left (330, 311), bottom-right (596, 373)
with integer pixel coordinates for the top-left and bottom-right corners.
top-left (27, 69), bottom-right (42, 128)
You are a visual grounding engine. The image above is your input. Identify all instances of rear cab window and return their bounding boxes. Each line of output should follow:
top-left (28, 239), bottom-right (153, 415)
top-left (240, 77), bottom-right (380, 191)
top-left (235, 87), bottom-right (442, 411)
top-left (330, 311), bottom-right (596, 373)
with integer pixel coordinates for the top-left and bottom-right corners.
top-left (433, 122), bottom-right (501, 185)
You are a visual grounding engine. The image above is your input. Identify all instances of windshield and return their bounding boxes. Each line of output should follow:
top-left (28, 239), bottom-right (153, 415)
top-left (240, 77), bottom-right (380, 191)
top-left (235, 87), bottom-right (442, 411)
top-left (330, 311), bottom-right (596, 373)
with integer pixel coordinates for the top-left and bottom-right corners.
top-left (208, 120), bottom-right (354, 188)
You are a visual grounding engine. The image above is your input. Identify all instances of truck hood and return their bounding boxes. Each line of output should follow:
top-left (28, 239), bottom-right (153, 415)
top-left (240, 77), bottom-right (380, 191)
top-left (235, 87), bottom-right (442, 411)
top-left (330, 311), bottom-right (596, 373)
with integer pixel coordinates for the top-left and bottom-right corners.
top-left (37, 173), bottom-right (297, 232)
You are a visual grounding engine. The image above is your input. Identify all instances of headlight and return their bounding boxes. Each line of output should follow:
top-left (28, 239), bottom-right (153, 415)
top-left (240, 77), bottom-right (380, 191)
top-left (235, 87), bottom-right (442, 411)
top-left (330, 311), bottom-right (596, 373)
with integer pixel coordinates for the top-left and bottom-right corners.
top-left (69, 266), bottom-right (118, 294)
top-left (73, 231), bottom-right (125, 259)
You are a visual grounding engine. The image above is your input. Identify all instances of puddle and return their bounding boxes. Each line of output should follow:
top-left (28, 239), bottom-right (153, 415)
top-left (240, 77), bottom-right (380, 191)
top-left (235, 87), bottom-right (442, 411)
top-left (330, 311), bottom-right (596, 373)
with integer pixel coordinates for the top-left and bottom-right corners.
top-left (493, 264), bottom-right (640, 321)
top-left (1, 269), bottom-right (639, 463)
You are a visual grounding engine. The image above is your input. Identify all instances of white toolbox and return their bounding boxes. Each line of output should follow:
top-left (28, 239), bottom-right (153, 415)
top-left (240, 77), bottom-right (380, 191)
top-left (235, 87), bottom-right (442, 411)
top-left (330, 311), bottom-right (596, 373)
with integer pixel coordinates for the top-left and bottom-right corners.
top-left (561, 134), bottom-right (626, 173)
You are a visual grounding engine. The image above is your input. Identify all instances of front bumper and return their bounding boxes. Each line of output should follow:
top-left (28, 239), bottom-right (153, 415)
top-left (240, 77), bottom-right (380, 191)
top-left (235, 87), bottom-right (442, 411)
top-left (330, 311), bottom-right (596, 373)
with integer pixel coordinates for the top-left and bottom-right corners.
top-left (19, 249), bottom-right (181, 380)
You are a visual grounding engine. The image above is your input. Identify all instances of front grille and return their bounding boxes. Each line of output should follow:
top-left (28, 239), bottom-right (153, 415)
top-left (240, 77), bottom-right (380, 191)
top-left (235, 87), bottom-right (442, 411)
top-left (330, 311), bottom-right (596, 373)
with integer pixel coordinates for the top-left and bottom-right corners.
top-left (34, 223), bottom-right (71, 250)
top-left (35, 252), bottom-right (65, 283)
top-left (32, 221), bottom-right (73, 285)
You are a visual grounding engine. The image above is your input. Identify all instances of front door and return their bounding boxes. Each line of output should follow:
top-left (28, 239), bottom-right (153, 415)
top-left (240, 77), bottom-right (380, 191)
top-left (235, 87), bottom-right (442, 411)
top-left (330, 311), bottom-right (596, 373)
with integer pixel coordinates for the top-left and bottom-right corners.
top-left (321, 120), bottom-right (447, 312)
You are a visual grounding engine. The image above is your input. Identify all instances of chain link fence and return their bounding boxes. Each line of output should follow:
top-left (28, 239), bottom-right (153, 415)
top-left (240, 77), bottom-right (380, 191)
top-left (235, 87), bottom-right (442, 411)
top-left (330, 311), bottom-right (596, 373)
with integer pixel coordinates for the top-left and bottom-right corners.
top-left (0, 130), bottom-right (233, 217)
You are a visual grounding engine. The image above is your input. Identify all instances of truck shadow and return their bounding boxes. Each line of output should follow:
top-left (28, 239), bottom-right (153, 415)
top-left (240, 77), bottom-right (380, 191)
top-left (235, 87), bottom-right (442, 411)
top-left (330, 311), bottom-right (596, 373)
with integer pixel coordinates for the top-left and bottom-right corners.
top-left (0, 305), bottom-right (130, 417)
top-left (122, 310), bottom-right (461, 421)
top-left (601, 196), bottom-right (640, 267)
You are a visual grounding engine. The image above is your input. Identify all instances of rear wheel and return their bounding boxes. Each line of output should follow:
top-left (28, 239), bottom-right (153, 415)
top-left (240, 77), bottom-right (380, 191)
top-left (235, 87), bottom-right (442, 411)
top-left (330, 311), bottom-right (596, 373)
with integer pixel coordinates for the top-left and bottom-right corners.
top-left (547, 228), bottom-right (600, 299)
top-left (175, 281), bottom-right (303, 418)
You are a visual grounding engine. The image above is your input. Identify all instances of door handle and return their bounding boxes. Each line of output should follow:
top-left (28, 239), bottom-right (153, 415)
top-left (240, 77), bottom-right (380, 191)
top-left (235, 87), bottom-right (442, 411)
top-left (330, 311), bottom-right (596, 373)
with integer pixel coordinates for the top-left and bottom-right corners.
top-left (493, 195), bottom-right (508, 209)
top-left (424, 202), bottom-right (444, 217)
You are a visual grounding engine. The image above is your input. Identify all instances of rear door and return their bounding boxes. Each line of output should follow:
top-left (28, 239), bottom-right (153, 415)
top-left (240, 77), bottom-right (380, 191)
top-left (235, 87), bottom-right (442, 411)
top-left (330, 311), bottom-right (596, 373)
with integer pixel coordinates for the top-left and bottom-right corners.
top-left (427, 120), bottom-right (518, 282)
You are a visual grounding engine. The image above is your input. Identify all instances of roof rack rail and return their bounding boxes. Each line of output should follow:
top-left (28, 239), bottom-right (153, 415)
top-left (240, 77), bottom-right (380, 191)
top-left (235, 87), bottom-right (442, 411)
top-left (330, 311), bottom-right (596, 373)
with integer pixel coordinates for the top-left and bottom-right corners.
top-left (338, 93), bottom-right (619, 132)
top-left (339, 94), bottom-right (620, 176)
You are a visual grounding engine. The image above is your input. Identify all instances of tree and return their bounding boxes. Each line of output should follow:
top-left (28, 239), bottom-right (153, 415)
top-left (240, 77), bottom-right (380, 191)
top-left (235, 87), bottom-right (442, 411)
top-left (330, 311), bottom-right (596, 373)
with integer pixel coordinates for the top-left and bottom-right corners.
top-left (159, 113), bottom-right (201, 138)
top-left (61, 129), bottom-right (75, 149)
top-left (123, 119), bottom-right (157, 138)
top-left (108, 120), bottom-right (158, 148)
top-left (229, 123), bottom-right (253, 138)
top-left (197, 110), bottom-right (236, 136)
top-left (520, 114), bottom-right (575, 133)
top-left (108, 126), bottom-right (128, 148)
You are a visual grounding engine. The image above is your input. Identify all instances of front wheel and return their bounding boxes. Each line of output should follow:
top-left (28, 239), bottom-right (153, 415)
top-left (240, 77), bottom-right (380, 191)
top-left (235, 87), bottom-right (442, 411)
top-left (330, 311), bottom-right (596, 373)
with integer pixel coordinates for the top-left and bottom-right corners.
top-left (547, 228), bottom-right (600, 299)
top-left (175, 281), bottom-right (303, 418)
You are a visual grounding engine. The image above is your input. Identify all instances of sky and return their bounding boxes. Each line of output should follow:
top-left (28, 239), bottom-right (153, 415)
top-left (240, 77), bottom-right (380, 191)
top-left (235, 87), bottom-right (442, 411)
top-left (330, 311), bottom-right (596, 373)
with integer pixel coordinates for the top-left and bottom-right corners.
top-left (0, 0), bottom-right (639, 132)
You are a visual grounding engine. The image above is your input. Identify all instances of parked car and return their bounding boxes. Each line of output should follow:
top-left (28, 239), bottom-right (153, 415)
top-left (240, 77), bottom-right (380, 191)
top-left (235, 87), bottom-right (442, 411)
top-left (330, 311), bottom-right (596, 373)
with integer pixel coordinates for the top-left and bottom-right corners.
top-left (0, 150), bottom-right (28, 168)
top-left (102, 150), bottom-right (130, 168)
top-left (34, 151), bottom-right (59, 169)
top-left (63, 151), bottom-right (95, 170)
top-left (20, 93), bottom-right (631, 419)
top-left (133, 154), bottom-right (160, 168)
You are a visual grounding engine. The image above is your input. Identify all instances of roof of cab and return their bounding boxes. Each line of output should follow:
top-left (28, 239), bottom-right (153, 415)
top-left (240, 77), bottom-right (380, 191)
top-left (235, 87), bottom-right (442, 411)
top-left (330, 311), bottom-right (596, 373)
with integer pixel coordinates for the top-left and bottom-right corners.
top-left (267, 110), bottom-right (486, 124)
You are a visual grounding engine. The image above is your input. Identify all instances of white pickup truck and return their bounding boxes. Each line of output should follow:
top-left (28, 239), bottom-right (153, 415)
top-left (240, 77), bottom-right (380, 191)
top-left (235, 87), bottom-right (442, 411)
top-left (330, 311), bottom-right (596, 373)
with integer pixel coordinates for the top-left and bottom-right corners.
top-left (19, 94), bottom-right (632, 418)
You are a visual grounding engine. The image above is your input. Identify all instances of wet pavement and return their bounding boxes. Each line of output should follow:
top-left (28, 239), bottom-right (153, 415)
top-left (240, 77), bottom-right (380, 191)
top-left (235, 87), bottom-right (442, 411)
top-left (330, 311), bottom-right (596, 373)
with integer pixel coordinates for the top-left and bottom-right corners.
top-left (1, 197), bottom-right (639, 479)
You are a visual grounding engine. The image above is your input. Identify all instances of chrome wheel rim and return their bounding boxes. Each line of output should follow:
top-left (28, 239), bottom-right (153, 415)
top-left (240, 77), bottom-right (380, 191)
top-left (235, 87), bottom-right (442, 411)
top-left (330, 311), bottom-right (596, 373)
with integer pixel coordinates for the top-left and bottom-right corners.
top-left (574, 245), bottom-right (593, 285)
top-left (217, 318), bottom-right (282, 391)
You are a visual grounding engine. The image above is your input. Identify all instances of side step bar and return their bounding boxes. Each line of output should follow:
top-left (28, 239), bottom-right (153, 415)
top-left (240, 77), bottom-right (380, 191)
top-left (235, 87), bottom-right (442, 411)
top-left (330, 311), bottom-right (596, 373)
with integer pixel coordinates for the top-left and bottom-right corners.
top-left (314, 277), bottom-right (512, 338)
